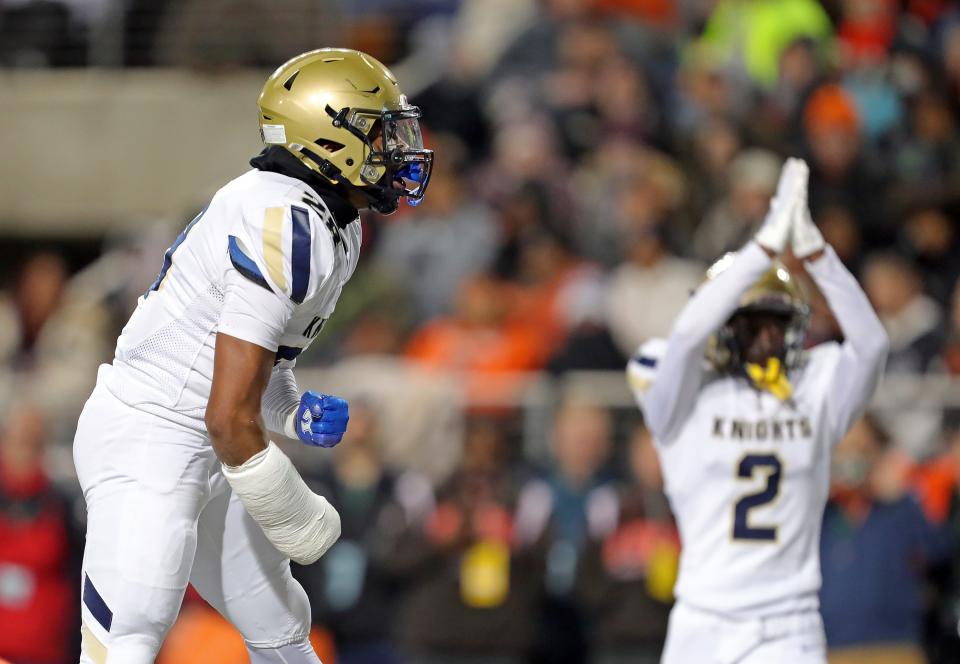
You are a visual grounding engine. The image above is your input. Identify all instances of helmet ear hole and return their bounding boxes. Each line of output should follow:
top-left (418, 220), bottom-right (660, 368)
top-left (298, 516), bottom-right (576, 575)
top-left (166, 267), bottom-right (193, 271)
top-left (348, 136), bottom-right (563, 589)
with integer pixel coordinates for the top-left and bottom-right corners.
top-left (316, 139), bottom-right (345, 153)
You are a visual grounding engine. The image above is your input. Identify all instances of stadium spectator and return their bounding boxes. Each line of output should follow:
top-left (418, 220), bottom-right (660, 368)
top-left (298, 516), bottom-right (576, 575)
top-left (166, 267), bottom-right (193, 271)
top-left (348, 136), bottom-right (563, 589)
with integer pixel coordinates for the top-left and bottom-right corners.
top-left (940, 276), bottom-right (960, 377)
top-left (692, 148), bottom-right (781, 262)
top-left (544, 20), bottom-right (632, 161)
top-left (698, 0), bottom-right (833, 88)
top-left (570, 140), bottom-right (686, 266)
top-left (759, 37), bottom-right (826, 147)
top-left (802, 83), bottom-right (894, 247)
top-left (672, 42), bottom-right (745, 134)
top-left (480, 120), bottom-right (573, 233)
top-left (892, 90), bottom-right (960, 213)
top-left (863, 253), bottom-right (944, 375)
top-left (863, 252), bottom-right (945, 458)
top-left (510, 224), bottom-right (603, 360)
top-left (816, 204), bottom-right (863, 271)
top-left (375, 135), bottom-right (500, 323)
top-left (940, 16), bottom-right (960, 104)
top-left (0, 252), bottom-right (111, 442)
top-left (515, 401), bottom-right (616, 663)
top-left (914, 426), bottom-right (960, 662)
top-left (404, 276), bottom-right (543, 405)
top-left (821, 415), bottom-right (953, 664)
top-left (0, 405), bottom-right (77, 664)
top-left (576, 425), bottom-right (678, 664)
top-left (0, 252), bottom-right (70, 370)
top-left (294, 403), bottom-right (417, 664)
top-left (545, 273), bottom-right (625, 374)
top-left (489, 0), bottom-right (598, 88)
top-left (605, 199), bottom-right (704, 358)
top-left (836, 0), bottom-right (899, 67)
top-left (899, 208), bottom-right (960, 306)
top-left (591, 53), bottom-right (660, 146)
top-left (677, 115), bottom-right (743, 229)
top-left (397, 418), bottom-right (544, 664)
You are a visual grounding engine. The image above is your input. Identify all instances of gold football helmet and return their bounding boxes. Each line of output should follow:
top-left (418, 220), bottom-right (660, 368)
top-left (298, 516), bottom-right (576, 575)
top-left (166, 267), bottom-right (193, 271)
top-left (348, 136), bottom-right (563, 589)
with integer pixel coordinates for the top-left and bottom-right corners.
top-left (258, 48), bottom-right (433, 214)
top-left (705, 254), bottom-right (810, 373)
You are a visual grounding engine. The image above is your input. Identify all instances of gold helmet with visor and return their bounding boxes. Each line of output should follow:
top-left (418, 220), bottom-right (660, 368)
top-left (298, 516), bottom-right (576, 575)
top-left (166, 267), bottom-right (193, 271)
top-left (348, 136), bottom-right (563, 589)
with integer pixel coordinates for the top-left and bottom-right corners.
top-left (258, 48), bottom-right (433, 214)
top-left (704, 254), bottom-right (810, 375)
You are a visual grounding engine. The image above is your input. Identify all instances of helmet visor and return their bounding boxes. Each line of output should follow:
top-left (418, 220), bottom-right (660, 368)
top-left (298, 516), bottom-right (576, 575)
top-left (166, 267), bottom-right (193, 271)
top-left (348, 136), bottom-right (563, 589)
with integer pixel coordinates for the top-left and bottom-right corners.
top-left (384, 111), bottom-right (425, 151)
top-left (353, 106), bottom-right (433, 207)
top-left (385, 110), bottom-right (432, 204)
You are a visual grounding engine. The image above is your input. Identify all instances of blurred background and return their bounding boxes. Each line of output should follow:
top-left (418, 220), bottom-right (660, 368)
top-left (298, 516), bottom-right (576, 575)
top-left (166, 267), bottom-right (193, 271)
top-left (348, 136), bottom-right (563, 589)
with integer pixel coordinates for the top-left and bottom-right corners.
top-left (2, 0), bottom-right (960, 662)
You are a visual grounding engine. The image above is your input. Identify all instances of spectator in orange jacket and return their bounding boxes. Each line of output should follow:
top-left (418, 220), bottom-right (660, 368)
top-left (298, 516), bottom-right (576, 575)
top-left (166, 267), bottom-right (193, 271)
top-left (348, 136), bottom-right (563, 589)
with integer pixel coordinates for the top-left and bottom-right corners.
top-left (404, 276), bottom-right (543, 406)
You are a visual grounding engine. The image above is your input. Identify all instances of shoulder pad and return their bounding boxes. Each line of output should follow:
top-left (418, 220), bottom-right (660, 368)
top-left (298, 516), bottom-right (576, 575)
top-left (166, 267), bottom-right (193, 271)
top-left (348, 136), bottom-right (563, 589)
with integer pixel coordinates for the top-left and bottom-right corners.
top-left (626, 337), bottom-right (668, 394)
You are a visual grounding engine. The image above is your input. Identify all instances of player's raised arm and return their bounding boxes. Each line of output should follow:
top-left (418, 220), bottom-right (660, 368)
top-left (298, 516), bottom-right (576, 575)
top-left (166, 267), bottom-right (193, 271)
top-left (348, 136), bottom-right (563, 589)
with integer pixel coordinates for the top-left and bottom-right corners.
top-left (791, 169), bottom-right (889, 442)
top-left (639, 159), bottom-right (807, 442)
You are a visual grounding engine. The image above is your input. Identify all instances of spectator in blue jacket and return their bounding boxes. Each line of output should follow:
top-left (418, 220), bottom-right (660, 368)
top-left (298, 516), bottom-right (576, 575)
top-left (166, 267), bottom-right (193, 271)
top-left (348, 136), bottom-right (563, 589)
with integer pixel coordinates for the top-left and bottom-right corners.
top-left (820, 415), bottom-right (954, 664)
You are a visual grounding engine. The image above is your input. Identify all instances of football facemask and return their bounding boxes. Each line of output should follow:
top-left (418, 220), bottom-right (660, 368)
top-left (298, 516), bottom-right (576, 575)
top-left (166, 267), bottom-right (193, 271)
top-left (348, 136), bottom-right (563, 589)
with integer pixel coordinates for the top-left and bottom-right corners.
top-left (326, 103), bottom-right (433, 213)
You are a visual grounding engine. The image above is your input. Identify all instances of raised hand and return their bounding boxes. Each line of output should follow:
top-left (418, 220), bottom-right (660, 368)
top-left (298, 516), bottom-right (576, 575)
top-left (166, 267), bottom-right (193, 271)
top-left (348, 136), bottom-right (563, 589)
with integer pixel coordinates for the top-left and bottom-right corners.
top-left (788, 159), bottom-right (826, 259)
top-left (755, 157), bottom-right (809, 255)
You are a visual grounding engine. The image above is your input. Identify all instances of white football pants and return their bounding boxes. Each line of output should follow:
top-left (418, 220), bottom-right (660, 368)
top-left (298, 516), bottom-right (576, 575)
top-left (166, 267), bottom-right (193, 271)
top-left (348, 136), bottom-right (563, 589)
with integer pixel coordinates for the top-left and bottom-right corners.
top-left (73, 378), bottom-right (321, 664)
top-left (661, 602), bottom-right (827, 664)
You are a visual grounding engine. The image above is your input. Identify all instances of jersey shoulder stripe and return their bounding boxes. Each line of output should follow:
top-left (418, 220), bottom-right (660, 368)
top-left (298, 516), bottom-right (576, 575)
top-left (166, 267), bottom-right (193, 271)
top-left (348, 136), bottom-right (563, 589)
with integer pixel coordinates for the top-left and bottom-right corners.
top-left (290, 205), bottom-right (312, 304)
top-left (262, 206), bottom-right (287, 291)
top-left (627, 337), bottom-right (668, 396)
top-left (228, 235), bottom-right (270, 292)
top-left (232, 189), bottom-right (331, 305)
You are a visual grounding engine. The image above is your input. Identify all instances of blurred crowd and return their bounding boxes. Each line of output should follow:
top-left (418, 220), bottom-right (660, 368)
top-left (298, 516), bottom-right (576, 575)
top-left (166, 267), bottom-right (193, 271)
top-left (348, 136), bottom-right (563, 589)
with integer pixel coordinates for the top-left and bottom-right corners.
top-left (3, 0), bottom-right (960, 662)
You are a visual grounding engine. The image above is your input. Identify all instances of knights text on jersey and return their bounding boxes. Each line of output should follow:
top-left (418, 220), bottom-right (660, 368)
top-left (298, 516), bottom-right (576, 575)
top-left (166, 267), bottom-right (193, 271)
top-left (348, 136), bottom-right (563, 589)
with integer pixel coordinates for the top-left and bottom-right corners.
top-left (628, 340), bottom-right (844, 617)
top-left (104, 168), bottom-right (361, 430)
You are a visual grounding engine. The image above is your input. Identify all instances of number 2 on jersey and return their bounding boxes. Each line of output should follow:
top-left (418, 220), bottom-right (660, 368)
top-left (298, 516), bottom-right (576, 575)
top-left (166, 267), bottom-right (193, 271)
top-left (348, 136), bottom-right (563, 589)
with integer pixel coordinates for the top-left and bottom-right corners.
top-left (732, 454), bottom-right (782, 542)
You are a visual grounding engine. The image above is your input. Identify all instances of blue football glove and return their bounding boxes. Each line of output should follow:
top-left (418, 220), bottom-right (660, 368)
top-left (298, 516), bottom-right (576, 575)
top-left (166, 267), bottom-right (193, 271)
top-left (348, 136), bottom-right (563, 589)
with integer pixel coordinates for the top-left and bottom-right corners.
top-left (295, 391), bottom-right (349, 448)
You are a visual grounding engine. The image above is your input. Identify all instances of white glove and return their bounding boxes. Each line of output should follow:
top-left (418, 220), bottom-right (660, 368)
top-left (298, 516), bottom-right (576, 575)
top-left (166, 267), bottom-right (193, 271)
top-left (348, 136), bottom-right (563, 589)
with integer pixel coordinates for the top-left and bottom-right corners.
top-left (222, 442), bottom-right (341, 565)
top-left (754, 157), bottom-right (809, 254)
top-left (790, 161), bottom-right (826, 259)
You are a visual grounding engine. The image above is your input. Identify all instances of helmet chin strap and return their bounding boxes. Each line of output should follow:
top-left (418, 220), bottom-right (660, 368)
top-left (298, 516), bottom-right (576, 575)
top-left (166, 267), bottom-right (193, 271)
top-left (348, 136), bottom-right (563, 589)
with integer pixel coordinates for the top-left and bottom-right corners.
top-left (297, 146), bottom-right (400, 214)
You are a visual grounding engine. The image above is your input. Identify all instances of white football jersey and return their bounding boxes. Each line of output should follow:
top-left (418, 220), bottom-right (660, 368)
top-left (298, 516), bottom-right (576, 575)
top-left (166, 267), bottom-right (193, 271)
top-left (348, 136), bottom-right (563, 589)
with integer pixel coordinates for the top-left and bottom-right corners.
top-left (628, 242), bottom-right (887, 619)
top-left (104, 167), bottom-right (361, 431)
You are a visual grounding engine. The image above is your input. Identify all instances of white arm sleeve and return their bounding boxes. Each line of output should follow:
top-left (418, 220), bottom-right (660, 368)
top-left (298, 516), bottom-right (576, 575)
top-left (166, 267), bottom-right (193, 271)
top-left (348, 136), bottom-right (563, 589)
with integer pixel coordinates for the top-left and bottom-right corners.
top-left (643, 241), bottom-right (772, 442)
top-left (222, 441), bottom-right (341, 565)
top-left (262, 365), bottom-right (300, 440)
top-left (804, 246), bottom-right (889, 442)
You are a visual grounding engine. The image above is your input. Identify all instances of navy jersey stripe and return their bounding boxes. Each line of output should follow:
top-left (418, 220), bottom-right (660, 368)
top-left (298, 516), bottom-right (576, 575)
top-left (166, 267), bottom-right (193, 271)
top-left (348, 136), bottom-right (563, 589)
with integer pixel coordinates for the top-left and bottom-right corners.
top-left (275, 345), bottom-right (303, 365)
top-left (145, 205), bottom-right (208, 296)
top-left (83, 574), bottom-right (113, 632)
top-left (633, 355), bottom-right (658, 368)
top-left (228, 235), bottom-right (271, 292)
top-left (290, 205), bottom-right (311, 304)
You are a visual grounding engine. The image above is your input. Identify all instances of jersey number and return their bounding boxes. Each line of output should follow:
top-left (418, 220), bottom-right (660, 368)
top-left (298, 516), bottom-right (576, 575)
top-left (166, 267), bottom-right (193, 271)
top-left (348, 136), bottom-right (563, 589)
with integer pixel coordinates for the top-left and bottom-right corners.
top-left (732, 454), bottom-right (781, 542)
